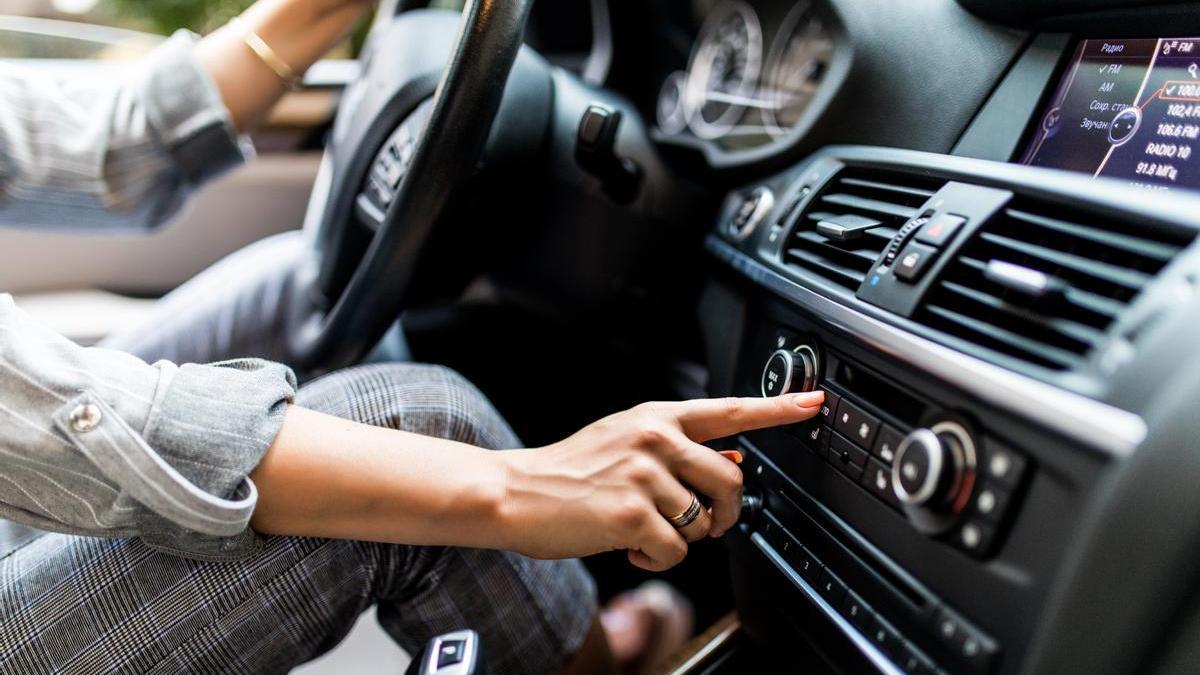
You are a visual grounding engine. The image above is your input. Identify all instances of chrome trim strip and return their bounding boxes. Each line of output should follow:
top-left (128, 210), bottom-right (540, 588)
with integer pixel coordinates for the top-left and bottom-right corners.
top-left (662, 620), bottom-right (740, 675)
top-left (751, 533), bottom-right (905, 675)
top-left (708, 236), bottom-right (1147, 457)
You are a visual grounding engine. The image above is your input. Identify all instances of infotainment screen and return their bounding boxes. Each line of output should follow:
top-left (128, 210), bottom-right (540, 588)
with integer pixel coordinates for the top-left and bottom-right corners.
top-left (1021, 37), bottom-right (1200, 193)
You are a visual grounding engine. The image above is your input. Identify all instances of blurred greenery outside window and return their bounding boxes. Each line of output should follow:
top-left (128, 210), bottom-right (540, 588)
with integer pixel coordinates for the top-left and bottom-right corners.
top-left (0, 0), bottom-right (363, 59)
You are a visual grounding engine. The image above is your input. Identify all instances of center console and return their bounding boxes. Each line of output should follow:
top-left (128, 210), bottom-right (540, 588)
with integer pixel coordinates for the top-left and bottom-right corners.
top-left (702, 140), bottom-right (1200, 671)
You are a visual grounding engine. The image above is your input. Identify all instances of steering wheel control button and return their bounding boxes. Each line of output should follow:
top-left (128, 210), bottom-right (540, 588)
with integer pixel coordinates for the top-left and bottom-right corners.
top-left (833, 399), bottom-right (880, 450)
top-left (915, 213), bottom-right (966, 248)
top-left (894, 242), bottom-right (939, 282)
top-left (873, 424), bottom-right (904, 464)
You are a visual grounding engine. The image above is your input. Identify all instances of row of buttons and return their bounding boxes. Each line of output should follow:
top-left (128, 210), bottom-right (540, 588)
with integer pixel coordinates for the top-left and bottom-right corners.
top-left (798, 387), bottom-right (908, 513)
top-left (758, 514), bottom-right (990, 675)
top-left (955, 442), bottom-right (1026, 556)
top-left (797, 386), bottom-right (1027, 558)
top-left (893, 212), bottom-right (966, 283)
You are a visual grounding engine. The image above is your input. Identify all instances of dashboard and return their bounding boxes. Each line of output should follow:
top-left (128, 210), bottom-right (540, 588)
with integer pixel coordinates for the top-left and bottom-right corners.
top-left (673, 0), bottom-right (1200, 674)
top-left (654, 1), bottom-right (836, 151)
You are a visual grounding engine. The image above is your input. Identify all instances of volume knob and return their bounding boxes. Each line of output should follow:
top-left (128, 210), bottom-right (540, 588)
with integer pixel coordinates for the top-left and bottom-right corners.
top-left (761, 345), bottom-right (818, 397)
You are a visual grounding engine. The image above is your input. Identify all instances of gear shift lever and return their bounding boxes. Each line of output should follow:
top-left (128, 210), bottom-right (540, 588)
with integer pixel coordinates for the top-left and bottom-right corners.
top-left (404, 629), bottom-right (485, 675)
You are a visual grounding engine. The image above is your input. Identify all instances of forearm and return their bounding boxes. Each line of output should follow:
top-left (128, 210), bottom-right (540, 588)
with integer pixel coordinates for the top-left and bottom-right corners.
top-left (195, 0), bottom-right (372, 131)
top-left (249, 405), bottom-right (514, 549)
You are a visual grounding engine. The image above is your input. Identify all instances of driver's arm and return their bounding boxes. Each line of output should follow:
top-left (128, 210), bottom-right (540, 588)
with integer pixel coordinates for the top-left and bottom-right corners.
top-left (0, 0), bottom-right (367, 231)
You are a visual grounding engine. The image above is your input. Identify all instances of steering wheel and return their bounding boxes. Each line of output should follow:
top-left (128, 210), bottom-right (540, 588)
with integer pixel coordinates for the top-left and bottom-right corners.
top-left (285, 0), bottom-right (535, 372)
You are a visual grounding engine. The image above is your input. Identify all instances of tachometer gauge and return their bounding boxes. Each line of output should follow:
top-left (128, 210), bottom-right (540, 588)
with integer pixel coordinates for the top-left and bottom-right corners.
top-left (684, 1), bottom-right (763, 140)
top-left (764, 1), bottom-right (834, 137)
top-left (657, 71), bottom-right (689, 135)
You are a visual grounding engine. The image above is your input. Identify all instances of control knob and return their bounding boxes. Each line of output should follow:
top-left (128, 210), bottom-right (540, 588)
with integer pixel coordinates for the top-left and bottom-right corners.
top-left (892, 421), bottom-right (977, 533)
top-left (760, 345), bottom-right (819, 397)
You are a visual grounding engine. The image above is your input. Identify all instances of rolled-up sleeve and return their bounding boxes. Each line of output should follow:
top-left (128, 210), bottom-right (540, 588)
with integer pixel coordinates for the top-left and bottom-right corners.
top-left (0, 295), bottom-right (295, 559)
top-left (0, 30), bottom-right (252, 230)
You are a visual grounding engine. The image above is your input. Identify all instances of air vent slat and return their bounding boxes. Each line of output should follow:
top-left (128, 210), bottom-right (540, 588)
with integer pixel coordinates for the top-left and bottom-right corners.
top-left (924, 305), bottom-right (1084, 370)
top-left (780, 168), bottom-right (942, 292)
top-left (1006, 208), bottom-right (1181, 263)
top-left (784, 248), bottom-right (867, 287)
top-left (820, 193), bottom-right (919, 220)
top-left (978, 232), bottom-right (1151, 293)
top-left (793, 231), bottom-right (880, 267)
top-left (839, 177), bottom-right (938, 200)
top-left (939, 281), bottom-right (1105, 348)
top-left (917, 195), bottom-right (1194, 374)
top-left (958, 257), bottom-right (1123, 323)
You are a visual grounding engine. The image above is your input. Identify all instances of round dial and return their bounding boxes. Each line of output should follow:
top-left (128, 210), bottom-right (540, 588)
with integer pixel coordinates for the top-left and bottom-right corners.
top-left (764, 1), bottom-right (834, 137)
top-left (684, 1), bottom-right (764, 140)
top-left (892, 421), bottom-right (978, 534)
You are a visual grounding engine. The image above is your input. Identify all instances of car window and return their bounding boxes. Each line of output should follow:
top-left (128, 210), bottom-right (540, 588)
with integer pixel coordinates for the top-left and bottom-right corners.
top-left (0, 1), bottom-right (358, 60)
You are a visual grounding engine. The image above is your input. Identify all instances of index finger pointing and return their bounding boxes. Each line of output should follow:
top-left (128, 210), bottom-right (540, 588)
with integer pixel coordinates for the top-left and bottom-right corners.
top-left (672, 391), bottom-right (824, 442)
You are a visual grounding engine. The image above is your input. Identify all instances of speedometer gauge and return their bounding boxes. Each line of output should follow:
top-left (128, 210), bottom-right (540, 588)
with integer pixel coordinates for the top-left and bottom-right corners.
top-left (764, 1), bottom-right (834, 137)
top-left (684, 1), bottom-right (763, 140)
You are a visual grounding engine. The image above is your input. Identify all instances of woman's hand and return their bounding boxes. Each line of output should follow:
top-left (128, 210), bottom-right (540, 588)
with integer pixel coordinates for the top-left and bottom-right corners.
top-left (497, 391), bottom-right (824, 571)
top-left (197, 0), bottom-right (376, 131)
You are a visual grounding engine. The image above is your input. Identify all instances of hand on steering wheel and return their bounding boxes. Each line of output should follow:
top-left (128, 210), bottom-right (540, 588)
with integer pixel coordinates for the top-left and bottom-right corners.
top-left (497, 391), bottom-right (825, 571)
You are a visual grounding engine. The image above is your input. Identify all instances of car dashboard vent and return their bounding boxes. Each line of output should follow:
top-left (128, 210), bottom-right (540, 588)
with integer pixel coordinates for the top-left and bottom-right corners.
top-left (916, 200), bottom-right (1194, 371)
top-left (782, 169), bottom-right (943, 290)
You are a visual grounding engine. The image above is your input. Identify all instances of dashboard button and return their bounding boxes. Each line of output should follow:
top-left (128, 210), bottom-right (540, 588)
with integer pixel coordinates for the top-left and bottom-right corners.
top-left (899, 642), bottom-right (935, 675)
top-left (894, 242), bottom-right (939, 282)
top-left (793, 546), bottom-right (821, 582)
top-left (817, 386), bottom-right (841, 424)
top-left (801, 424), bottom-right (831, 456)
top-left (956, 519), bottom-right (996, 556)
top-left (816, 567), bottom-right (847, 605)
top-left (868, 615), bottom-right (903, 658)
top-left (874, 424), bottom-right (904, 464)
top-left (932, 608), bottom-right (966, 651)
top-left (841, 592), bottom-right (873, 631)
top-left (915, 213), bottom-right (966, 248)
top-left (959, 627), bottom-right (999, 672)
top-left (830, 434), bottom-right (869, 481)
top-left (972, 484), bottom-right (1009, 521)
top-left (984, 447), bottom-right (1026, 490)
top-left (862, 458), bottom-right (901, 509)
top-left (833, 399), bottom-right (880, 449)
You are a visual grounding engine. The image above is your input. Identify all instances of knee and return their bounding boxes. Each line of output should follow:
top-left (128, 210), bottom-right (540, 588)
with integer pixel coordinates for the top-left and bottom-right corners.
top-left (297, 363), bottom-right (521, 449)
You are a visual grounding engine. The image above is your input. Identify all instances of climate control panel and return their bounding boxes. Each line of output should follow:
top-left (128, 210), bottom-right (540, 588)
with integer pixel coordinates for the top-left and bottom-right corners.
top-left (755, 329), bottom-right (1028, 559)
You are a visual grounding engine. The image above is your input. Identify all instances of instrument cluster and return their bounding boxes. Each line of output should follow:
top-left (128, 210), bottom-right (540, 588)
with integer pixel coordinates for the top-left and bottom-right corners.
top-left (656, 0), bottom-right (837, 152)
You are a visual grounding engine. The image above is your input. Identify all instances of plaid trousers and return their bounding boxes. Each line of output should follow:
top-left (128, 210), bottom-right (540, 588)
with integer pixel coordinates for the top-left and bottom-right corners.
top-left (0, 233), bottom-right (597, 674)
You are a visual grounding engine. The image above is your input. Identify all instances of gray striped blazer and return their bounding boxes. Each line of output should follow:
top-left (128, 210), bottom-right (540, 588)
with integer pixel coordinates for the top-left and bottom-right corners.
top-left (0, 31), bottom-right (296, 561)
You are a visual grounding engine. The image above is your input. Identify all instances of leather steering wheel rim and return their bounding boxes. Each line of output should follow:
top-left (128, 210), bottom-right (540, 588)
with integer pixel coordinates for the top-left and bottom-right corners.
top-left (286, 0), bottom-right (535, 373)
